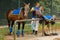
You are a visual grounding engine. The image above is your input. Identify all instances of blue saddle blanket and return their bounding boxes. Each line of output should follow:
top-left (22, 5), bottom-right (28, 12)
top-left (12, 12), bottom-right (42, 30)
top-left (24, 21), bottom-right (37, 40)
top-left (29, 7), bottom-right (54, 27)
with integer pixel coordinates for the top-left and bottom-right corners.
top-left (44, 15), bottom-right (53, 20)
top-left (12, 8), bottom-right (21, 15)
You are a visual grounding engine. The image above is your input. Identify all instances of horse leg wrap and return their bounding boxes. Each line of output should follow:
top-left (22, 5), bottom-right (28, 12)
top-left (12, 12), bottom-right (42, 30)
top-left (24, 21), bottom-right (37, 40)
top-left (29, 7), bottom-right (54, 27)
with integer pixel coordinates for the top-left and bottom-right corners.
top-left (22, 29), bottom-right (24, 36)
top-left (16, 30), bottom-right (20, 37)
top-left (10, 27), bottom-right (12, 33)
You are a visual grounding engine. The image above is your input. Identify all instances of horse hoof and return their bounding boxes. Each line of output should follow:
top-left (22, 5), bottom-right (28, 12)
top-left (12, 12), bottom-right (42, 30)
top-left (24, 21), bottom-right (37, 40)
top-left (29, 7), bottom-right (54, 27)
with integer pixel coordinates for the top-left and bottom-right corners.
top-left (22, 34), bottom-right (24, 37)
top-left (44, 32), bottom-right (50, 36)
top-left (50, 33), bottom-right (58, 35)
top-left (22, 30), bottom-right (24, 37)
top-left (16, 30), bottom-right (20, 37)
top-left (16, 33), bottom-right (20, 37)
top-left (17, 35), bottom-right (20, 37)
top-left (22, 32), bottom-right (24, 37)
top-left (8, 32), bottom-right (12, 35)
top-left (21, 32), bottom-right (24, 37)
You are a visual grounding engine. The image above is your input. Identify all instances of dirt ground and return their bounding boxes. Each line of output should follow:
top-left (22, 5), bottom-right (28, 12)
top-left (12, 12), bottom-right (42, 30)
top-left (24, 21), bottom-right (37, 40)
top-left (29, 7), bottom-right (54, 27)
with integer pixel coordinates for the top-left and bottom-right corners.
top-left (1, 25), bottom-right (60, 40)
top-left (5, 34), bottom-right (60, 40)
top-left (5, 29), bottom-right (60, 40)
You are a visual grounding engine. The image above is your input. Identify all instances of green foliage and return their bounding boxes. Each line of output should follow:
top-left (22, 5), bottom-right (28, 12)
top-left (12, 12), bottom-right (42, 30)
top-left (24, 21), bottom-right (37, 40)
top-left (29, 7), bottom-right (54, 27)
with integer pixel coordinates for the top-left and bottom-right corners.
top-left (0, 0), bottom-right (60, 25)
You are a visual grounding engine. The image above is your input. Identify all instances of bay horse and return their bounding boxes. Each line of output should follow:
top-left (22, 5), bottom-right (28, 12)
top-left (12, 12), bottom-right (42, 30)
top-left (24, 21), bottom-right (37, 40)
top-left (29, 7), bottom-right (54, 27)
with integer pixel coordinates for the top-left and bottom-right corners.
top-left (7, 3), bottom-right (30, 36)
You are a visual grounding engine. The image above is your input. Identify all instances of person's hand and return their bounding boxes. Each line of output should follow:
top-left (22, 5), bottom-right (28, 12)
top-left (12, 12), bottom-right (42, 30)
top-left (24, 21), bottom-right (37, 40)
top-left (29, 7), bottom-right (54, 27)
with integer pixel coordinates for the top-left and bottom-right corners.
top-left (30, 7), bottom-right (34, 12)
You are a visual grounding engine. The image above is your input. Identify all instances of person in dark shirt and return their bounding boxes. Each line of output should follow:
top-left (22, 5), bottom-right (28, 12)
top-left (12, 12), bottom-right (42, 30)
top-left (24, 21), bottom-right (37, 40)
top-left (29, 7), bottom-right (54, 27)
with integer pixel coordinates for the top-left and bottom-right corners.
top-left (30, 2), bottom-right (41, 35)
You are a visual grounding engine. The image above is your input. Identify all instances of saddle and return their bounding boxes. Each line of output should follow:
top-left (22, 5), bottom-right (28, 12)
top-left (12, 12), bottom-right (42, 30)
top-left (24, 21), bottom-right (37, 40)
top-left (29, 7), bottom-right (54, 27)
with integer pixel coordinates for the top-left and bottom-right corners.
top-left (39, 15), bottom-right (53, 24)
top-left (43, 15), bottom-right (53, 20)
top-left (12, 8), bottom-right (21, 15)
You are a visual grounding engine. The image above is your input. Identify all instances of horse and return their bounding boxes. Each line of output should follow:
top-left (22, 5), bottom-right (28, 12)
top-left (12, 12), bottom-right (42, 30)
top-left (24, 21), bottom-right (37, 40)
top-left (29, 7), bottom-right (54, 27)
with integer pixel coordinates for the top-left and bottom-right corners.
top-left (43, 15), bottom-right (56, 36)
top-left (7, 3), bottom-right (30, 36)
top-left (35, 6), bottom-right (56, 36)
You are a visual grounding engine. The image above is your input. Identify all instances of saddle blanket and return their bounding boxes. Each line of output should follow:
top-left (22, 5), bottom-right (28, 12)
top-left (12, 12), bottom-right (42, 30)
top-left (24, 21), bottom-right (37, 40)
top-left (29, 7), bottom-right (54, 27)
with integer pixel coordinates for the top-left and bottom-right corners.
top-left (12, 8), bottom-right (21, 15)
top-left (44, 15), bottom-right (53, 20)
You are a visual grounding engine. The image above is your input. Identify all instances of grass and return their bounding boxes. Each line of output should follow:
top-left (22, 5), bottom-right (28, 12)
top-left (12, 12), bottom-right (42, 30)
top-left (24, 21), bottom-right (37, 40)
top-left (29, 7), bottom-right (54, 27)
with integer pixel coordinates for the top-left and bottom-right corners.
top-left (0, 28), bottom-right (9, 40)
top-left (0, 22), bottom-right (60, 40)
top-left (0, 24), bottom-right (33, 40)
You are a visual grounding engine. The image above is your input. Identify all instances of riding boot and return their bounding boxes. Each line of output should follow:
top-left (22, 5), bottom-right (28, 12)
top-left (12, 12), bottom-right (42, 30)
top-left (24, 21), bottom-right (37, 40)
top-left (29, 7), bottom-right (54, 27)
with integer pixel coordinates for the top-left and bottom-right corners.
top-left (22, 29), bottom-right (24, 37)
top-left (32, 30), bottom-right (35, 34)
top-left (35, 31), bottom-right (37, 35)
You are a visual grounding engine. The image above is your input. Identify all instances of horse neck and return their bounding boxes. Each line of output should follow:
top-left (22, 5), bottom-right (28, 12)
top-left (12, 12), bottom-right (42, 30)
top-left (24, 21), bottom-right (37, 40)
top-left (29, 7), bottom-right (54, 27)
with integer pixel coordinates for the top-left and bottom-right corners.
top-left (19, 10), bottom-right (25, 19)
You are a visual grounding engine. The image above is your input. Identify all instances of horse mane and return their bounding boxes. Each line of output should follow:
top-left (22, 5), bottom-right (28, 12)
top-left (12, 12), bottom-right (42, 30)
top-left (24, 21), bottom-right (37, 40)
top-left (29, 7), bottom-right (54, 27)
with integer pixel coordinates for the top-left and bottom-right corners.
top-left (21, 7), bottom-right (25, 16)
top-left (7, 8), bottom-right (14, 14)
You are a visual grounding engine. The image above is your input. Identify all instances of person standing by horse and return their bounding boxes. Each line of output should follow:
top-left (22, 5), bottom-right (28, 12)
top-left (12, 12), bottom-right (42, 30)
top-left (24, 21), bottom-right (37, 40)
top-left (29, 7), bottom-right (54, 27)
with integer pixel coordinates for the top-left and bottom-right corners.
top-left (30, 2), bottom-right (44, 35)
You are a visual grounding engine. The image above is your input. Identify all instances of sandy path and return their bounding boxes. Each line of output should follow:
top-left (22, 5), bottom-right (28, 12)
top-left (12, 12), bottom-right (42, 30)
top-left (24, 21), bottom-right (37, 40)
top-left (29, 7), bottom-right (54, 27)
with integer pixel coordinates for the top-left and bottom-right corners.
top-left (5, 32), bottom-right (60, 40)
top-left (0, 25), bottom-right (60, 40)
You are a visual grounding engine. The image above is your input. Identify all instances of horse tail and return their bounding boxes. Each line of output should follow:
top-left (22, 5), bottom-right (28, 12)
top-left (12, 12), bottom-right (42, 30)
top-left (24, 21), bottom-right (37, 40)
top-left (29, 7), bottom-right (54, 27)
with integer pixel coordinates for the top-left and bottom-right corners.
top-left (6, 8), bottom-right (14, 20)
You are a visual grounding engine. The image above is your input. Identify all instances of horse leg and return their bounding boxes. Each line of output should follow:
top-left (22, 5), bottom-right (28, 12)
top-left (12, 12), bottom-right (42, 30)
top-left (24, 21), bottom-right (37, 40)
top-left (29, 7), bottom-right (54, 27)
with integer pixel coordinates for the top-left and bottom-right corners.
top-left (9, 21), bottom-right (14, 34)
top-left (51, 21), bottom-right (55, 31)
top-left (43, 20), bottom-right (49, 36)
top-left (16, 22), bottom-right (20, 37)
top-left (47, 22), bottom-right (50, 34)
top-left (22, 22), bottom-right (25, 37)
top-left (44, 22), bottom-right (52, 36)
top-left (7, 20), bottom-right (11, 34)
top-left (7, 20), bottom-right (10, 29)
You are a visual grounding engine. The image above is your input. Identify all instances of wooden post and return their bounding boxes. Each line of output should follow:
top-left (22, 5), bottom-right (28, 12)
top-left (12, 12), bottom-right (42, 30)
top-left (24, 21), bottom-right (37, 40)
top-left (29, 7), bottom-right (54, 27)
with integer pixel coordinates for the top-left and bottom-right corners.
top-left (14, 22), bottom-right (16, 40)
top-left (42, 21), bottom-right (45, 36)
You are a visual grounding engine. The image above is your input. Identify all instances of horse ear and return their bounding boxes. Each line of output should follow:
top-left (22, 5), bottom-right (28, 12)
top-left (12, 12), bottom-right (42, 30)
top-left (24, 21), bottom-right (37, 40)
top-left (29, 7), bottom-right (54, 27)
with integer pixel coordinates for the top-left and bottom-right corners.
top-left (22, 3), bottom-right (26, 7)
top-left (24, 3), bottom-right (27, 5)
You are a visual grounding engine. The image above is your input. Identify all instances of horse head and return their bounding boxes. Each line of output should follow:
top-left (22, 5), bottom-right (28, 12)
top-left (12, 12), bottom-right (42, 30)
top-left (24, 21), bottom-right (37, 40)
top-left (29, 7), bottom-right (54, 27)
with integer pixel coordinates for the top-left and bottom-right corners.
top-left (52, 15), bottom-right (56, 20)
top-left (39, 6), bottom-right (44, 12)
top-left (23, 3), bottom-right (30, 17)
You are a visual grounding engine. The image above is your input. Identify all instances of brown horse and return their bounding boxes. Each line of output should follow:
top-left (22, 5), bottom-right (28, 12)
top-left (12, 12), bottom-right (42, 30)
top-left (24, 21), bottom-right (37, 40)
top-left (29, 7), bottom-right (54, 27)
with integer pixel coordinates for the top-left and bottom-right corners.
top-left (7, 3), bottom-right (30, 36)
